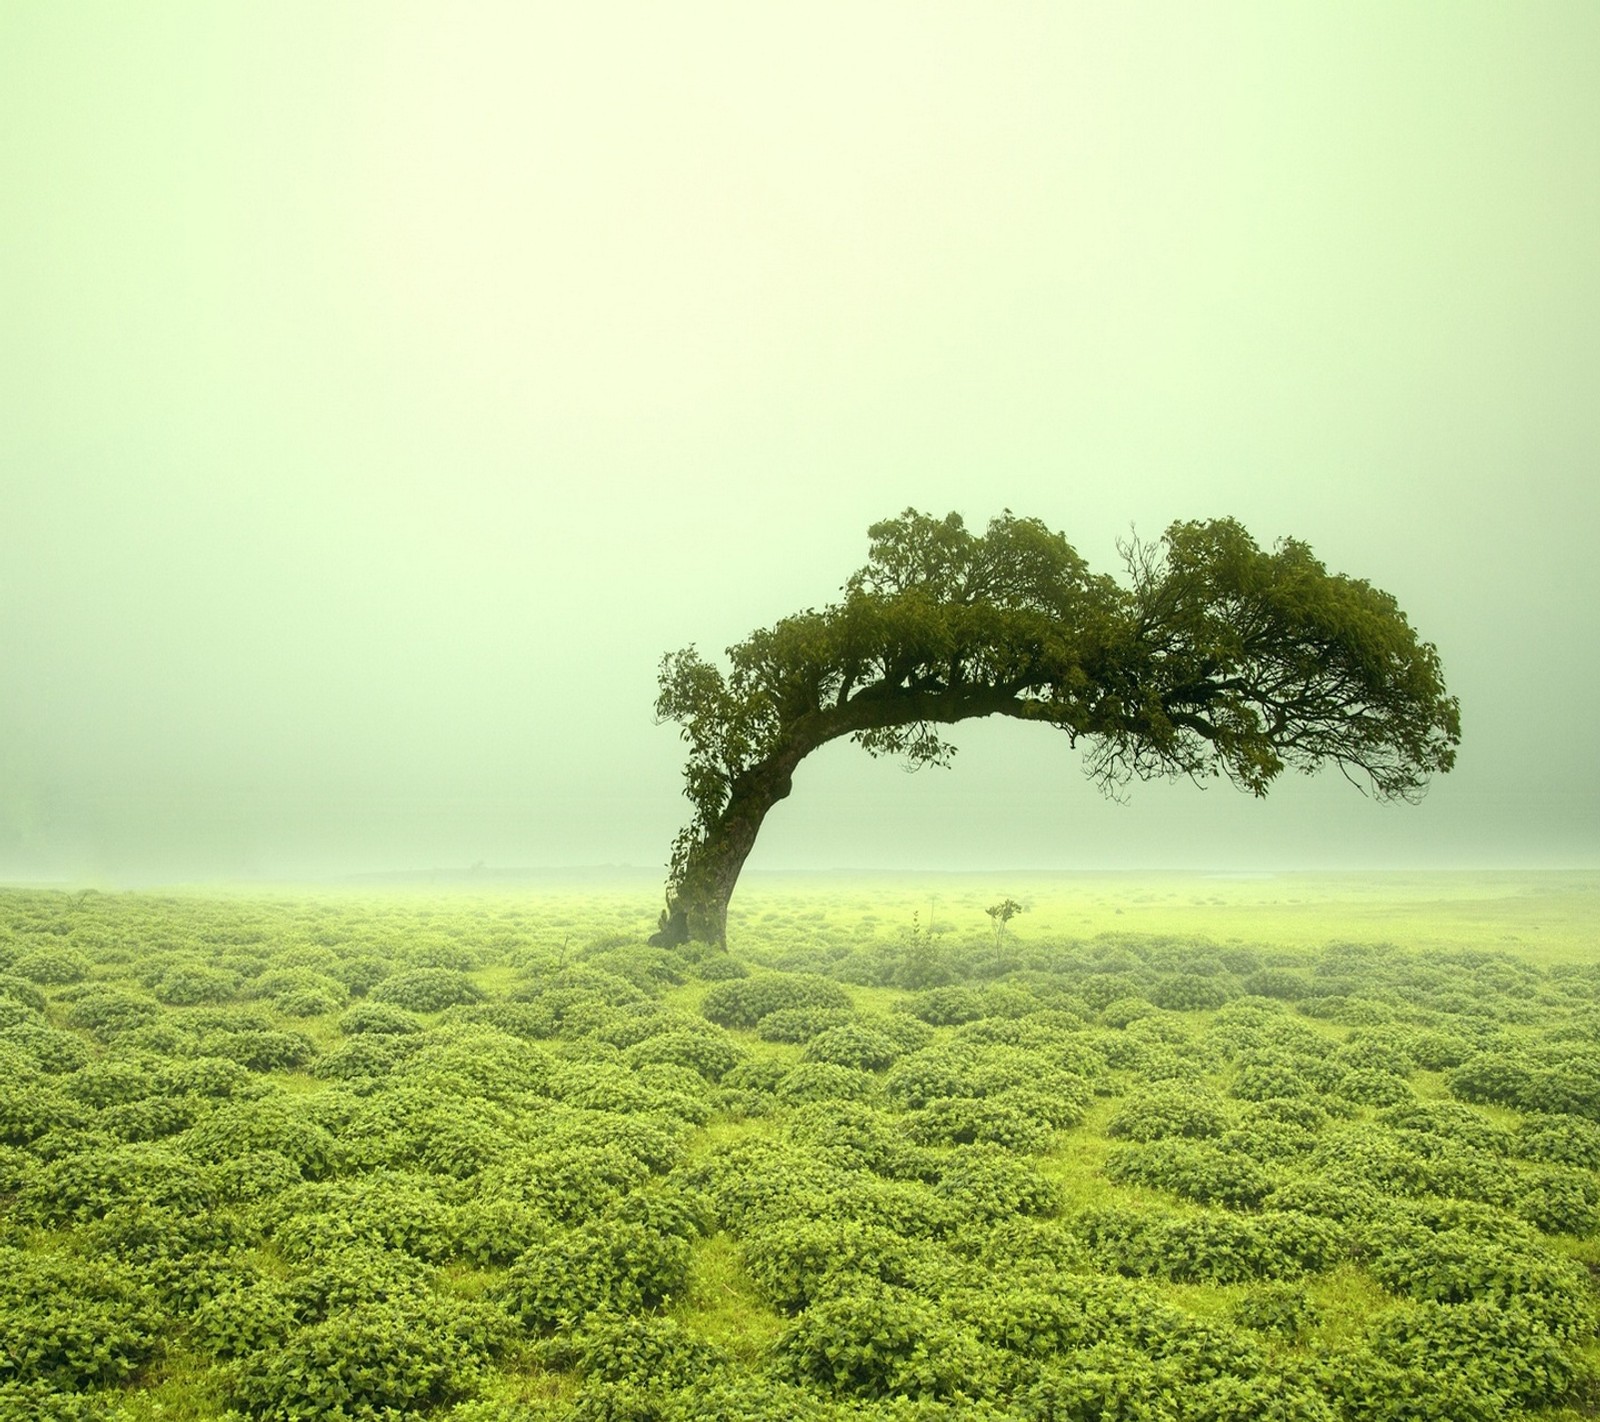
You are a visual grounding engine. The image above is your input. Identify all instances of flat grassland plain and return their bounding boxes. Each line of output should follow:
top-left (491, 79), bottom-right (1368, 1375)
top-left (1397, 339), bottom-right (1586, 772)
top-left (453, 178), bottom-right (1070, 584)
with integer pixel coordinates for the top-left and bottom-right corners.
top-left (1, 871), bottom-right (1597, 1421)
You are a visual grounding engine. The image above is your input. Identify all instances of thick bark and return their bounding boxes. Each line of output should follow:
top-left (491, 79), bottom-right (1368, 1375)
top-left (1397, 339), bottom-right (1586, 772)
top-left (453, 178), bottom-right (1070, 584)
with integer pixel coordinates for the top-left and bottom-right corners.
top-left (650, 687), bottom-right (1057, 948)
top-left (649, 753), bottom-right (802, 948)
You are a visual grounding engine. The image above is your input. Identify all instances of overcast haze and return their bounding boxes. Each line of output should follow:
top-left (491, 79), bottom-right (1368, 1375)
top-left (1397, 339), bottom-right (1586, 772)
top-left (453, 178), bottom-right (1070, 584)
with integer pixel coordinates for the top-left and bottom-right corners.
top-left (3, 3), bottom-right (1597, 883)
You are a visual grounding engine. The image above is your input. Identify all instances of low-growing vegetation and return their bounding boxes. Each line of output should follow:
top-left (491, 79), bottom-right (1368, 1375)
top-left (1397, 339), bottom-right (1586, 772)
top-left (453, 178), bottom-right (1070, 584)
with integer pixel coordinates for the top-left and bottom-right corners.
top-left (0, 883), bottom-right (1596, 1420)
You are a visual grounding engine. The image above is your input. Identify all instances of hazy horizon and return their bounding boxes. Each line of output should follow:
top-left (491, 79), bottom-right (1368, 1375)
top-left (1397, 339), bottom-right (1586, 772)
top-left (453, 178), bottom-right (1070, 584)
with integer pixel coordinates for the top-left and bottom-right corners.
top-left (4, 5), bottom-right (1597, 884)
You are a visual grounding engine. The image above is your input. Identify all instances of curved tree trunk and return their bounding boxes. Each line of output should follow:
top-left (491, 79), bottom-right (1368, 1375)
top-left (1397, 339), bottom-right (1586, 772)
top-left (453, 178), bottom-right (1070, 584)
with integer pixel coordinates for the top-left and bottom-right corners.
top-left (649, 753), bottom-right (801, 948)
top-left (650, 688), bottom-right (1042, 949)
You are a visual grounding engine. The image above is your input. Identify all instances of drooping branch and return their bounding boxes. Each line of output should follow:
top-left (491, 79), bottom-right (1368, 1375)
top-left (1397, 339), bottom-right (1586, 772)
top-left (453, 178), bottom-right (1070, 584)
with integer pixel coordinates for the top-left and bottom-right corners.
top-left (651, 509), bottom-right (1459, 945)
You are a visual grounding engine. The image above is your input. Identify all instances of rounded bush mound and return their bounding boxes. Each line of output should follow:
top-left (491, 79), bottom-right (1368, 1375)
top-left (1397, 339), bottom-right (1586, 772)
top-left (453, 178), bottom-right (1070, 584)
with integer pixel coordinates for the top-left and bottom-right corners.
top-left (624, 1028), bottom-right (743, 1082)
top-left (1106, 1085), bottom-right (1230, 1143)
top-left (1241, 968), bottom-right (1313, 1001)
top-left (337, 1000), bottom-right (426, 1036)
top-left (902, 1094), bottom-right (1054, 1154)
top-left (1104, 1138), bottom-right (1277, 1209)
top-left (1148, 972), bottom-right (1235, 1013)
top-left (1517, 1111), bottom-right (1600, 1169)
top-left (227, 1302), bottom-right (482, 1419)
top-left (11, 946), bottom-right (91, 986)
top-left (182, 1099), bottom-right (342, 1180)
top-left (0, 974), bottom-right (50, 1012)
top-left (0, 1084), bottom-right (86, 1146)
top-left (563, 1310), bottom-right (728, 1392)
top-left (885, 1047), bottom-right (985, 1111)
top-left (1375, 1100), bottom-right (1515, 1157)
top-left (781, 1279), bottom-right (988, 1401)
top-left (1080, 1205), bottom-right (1343, 1284)
top-left (802, 1022), bottom-right (903, 1072)
top-left (785, 1100), bottom-right (927, 1178)
top-left (60, 986), bottom-right (161, 1040)
top-left (1230, 1282), bottom-right (1321, 1342)
top-left (700, 972), bottom-right (852, 1030)
top-left (905, 985), bottom-right (986, 1026)
top-left (63, 1053), bottom-right (166, 1108)
top-left (0, 1247), bottom-right (162, 1390)
top-left (500, 1214), bottom-right (690, 1330)
top-left (1, 1022), bottom-right (92, 1074)
top-left (190, 1024), bottom-right (318, 1072)
top-left (270, 1172), bottom-right (462, 1263)
top-left (743, 1218), bottom-right (934, 1313)
top-left (1335, 1066), bottom-right (1413, 1107)
top-left (369, 967), bottom-right (485, 1013)
top-left (934, 1145), bottom-right (1061, 1223)
top-left (775, 1062), bottom-right (881, 1105)
top-left (755, 1005), bottom-right (855, 1044)
top-left (1362, 1299), bottom-right (1588, 1414)
top-left (150, 961), bottom-right (241, 1006)
top-left (484, 1142), bottom-right (653, 1224)
top-left (19, 1143), bottom-right (214, 1224)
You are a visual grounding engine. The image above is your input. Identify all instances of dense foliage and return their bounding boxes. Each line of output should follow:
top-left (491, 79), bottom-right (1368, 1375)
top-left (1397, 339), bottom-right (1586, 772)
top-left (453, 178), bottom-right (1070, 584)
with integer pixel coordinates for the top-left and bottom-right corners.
top-left (0, 887), bottom-right (1594, 1421)
top-left (652, 510), bottom-right (1460, 943)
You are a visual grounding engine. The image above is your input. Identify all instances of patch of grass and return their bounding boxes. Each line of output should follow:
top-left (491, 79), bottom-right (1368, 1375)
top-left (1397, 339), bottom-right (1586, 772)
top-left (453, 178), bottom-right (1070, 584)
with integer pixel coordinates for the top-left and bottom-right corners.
top-left (675, 1232), bottom-right (785, 1364)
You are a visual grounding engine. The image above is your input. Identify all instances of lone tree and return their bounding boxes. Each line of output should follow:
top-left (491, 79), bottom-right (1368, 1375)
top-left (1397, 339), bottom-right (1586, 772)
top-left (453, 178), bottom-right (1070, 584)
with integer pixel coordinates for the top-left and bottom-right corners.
top-left (650, 509), bottom-right (1459, 947)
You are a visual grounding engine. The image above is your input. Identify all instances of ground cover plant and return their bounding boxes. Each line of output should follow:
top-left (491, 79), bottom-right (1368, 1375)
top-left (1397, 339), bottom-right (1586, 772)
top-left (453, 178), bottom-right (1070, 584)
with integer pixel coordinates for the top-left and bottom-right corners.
top-left (0, 877), bottom-right (1596, 1420)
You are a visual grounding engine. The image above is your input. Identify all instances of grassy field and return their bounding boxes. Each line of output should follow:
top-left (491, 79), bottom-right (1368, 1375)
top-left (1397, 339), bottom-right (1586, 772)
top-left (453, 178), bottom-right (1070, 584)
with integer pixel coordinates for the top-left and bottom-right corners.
top-left (725, 868), bottom-right (1600, 962)
top-left (0, 869), bottom-right (1596, 1420)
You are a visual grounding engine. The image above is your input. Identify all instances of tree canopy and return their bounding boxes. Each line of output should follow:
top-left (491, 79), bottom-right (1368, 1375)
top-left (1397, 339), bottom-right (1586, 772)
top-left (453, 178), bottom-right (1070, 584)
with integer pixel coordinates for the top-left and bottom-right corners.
top-left (652, 509), bottom-right (1460, 946)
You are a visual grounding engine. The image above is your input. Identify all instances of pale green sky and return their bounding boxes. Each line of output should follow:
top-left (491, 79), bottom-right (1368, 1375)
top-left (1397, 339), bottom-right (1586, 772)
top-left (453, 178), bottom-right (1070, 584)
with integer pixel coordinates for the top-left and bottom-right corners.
top-left (3, 3), bottom-right (1597, 880)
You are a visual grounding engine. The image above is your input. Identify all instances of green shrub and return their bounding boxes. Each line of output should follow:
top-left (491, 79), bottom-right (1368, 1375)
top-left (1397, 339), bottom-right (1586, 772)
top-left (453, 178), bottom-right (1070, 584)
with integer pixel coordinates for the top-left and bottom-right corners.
top-left (1231, 1282), bottom-right (1320, 1342)
top-left (18, 1143), bottom-right (214, 1224)
top-left (564, 1311), bottom-right (727, 1390)
top-left (60, 986), bottom-right (161, 1039)
top-left (0, 974), bottom-right (49, 1012)
top-left (270, 1172), bottom-right (462, 1262)
top-left (905, 986), bottom-right (986, 1026)
top-left (150, 962), bottom-right (240, 1005)
top-left (785, 1100), bottom-right (929, 1178)
top-left (1363, 1299), bottom-right (1588, 1412)
top-left (500, 1213), bottom-right (690, 1330)
top-left (482, 1143), bottom-right (653, 1223)
top-left (1448, 1052), bottom-right (1535, 1109)
top-left (743, 1219), bottom-right (935, 1312)
top-left (370, 967), bottom-right (485, 1012)
top-left (1517, 1111), bottom-right (1600, 1169)
top-left (0, 1246), bottom-right (163, 1389)
top-left (11, 946), bottom-right (91, 985)
top-left (1079, 1205), bottom-right (1343, 1284)
top-left (700, 973), bottom-right (852, 1030)
top-left (188, 1279), bottom-right (298, 1358)
top-left (163, 1054), bottom-right (263, 1099)
top-left (182, 1098), bottom-right (342, 1179)
top-left (1148, 973), bottom-right (1235, 1013)
top-left (337, 1000), bottom-right (427, 1035)
top-left (781, 1280), bottom-right (989, 1400)
top-left (1514, 1164), bottom-right (1599, 1235)
top-left (624, 1028), bottom-right (743, 1081)
top-left (198, 1026), bottom-right (318, 1072)
top-left (774, 1062), bottom-right (880, 1105)
top-left (1366, 1226), bottom-right (1594, 1338)
top-left (1106, 1085), bottom-right (1229, 1142)
top-left (1335, 1067), bottom-right (1413, 1107)
top-left (800, 1021), bottom-right (903, 1071)
top-left (311, 1032), bottom-right (416, 1081)
top-left (903, 1094), bottom-right (1054, 1153)
top-left (1104, 1139), bottom-right (1277, 1209)
top-left (226, 1302), bottom-right (483, 1419)
top-left (934, 1145), bottom-right (1061, 1223)
top-left (0, 1084), bottom-right (87, 1146)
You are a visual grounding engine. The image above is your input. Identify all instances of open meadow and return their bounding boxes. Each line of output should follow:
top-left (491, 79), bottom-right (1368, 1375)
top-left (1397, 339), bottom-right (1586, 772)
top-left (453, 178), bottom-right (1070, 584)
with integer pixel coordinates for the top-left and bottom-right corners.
top-left (1, 871), bottom-right (1597, 1420)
